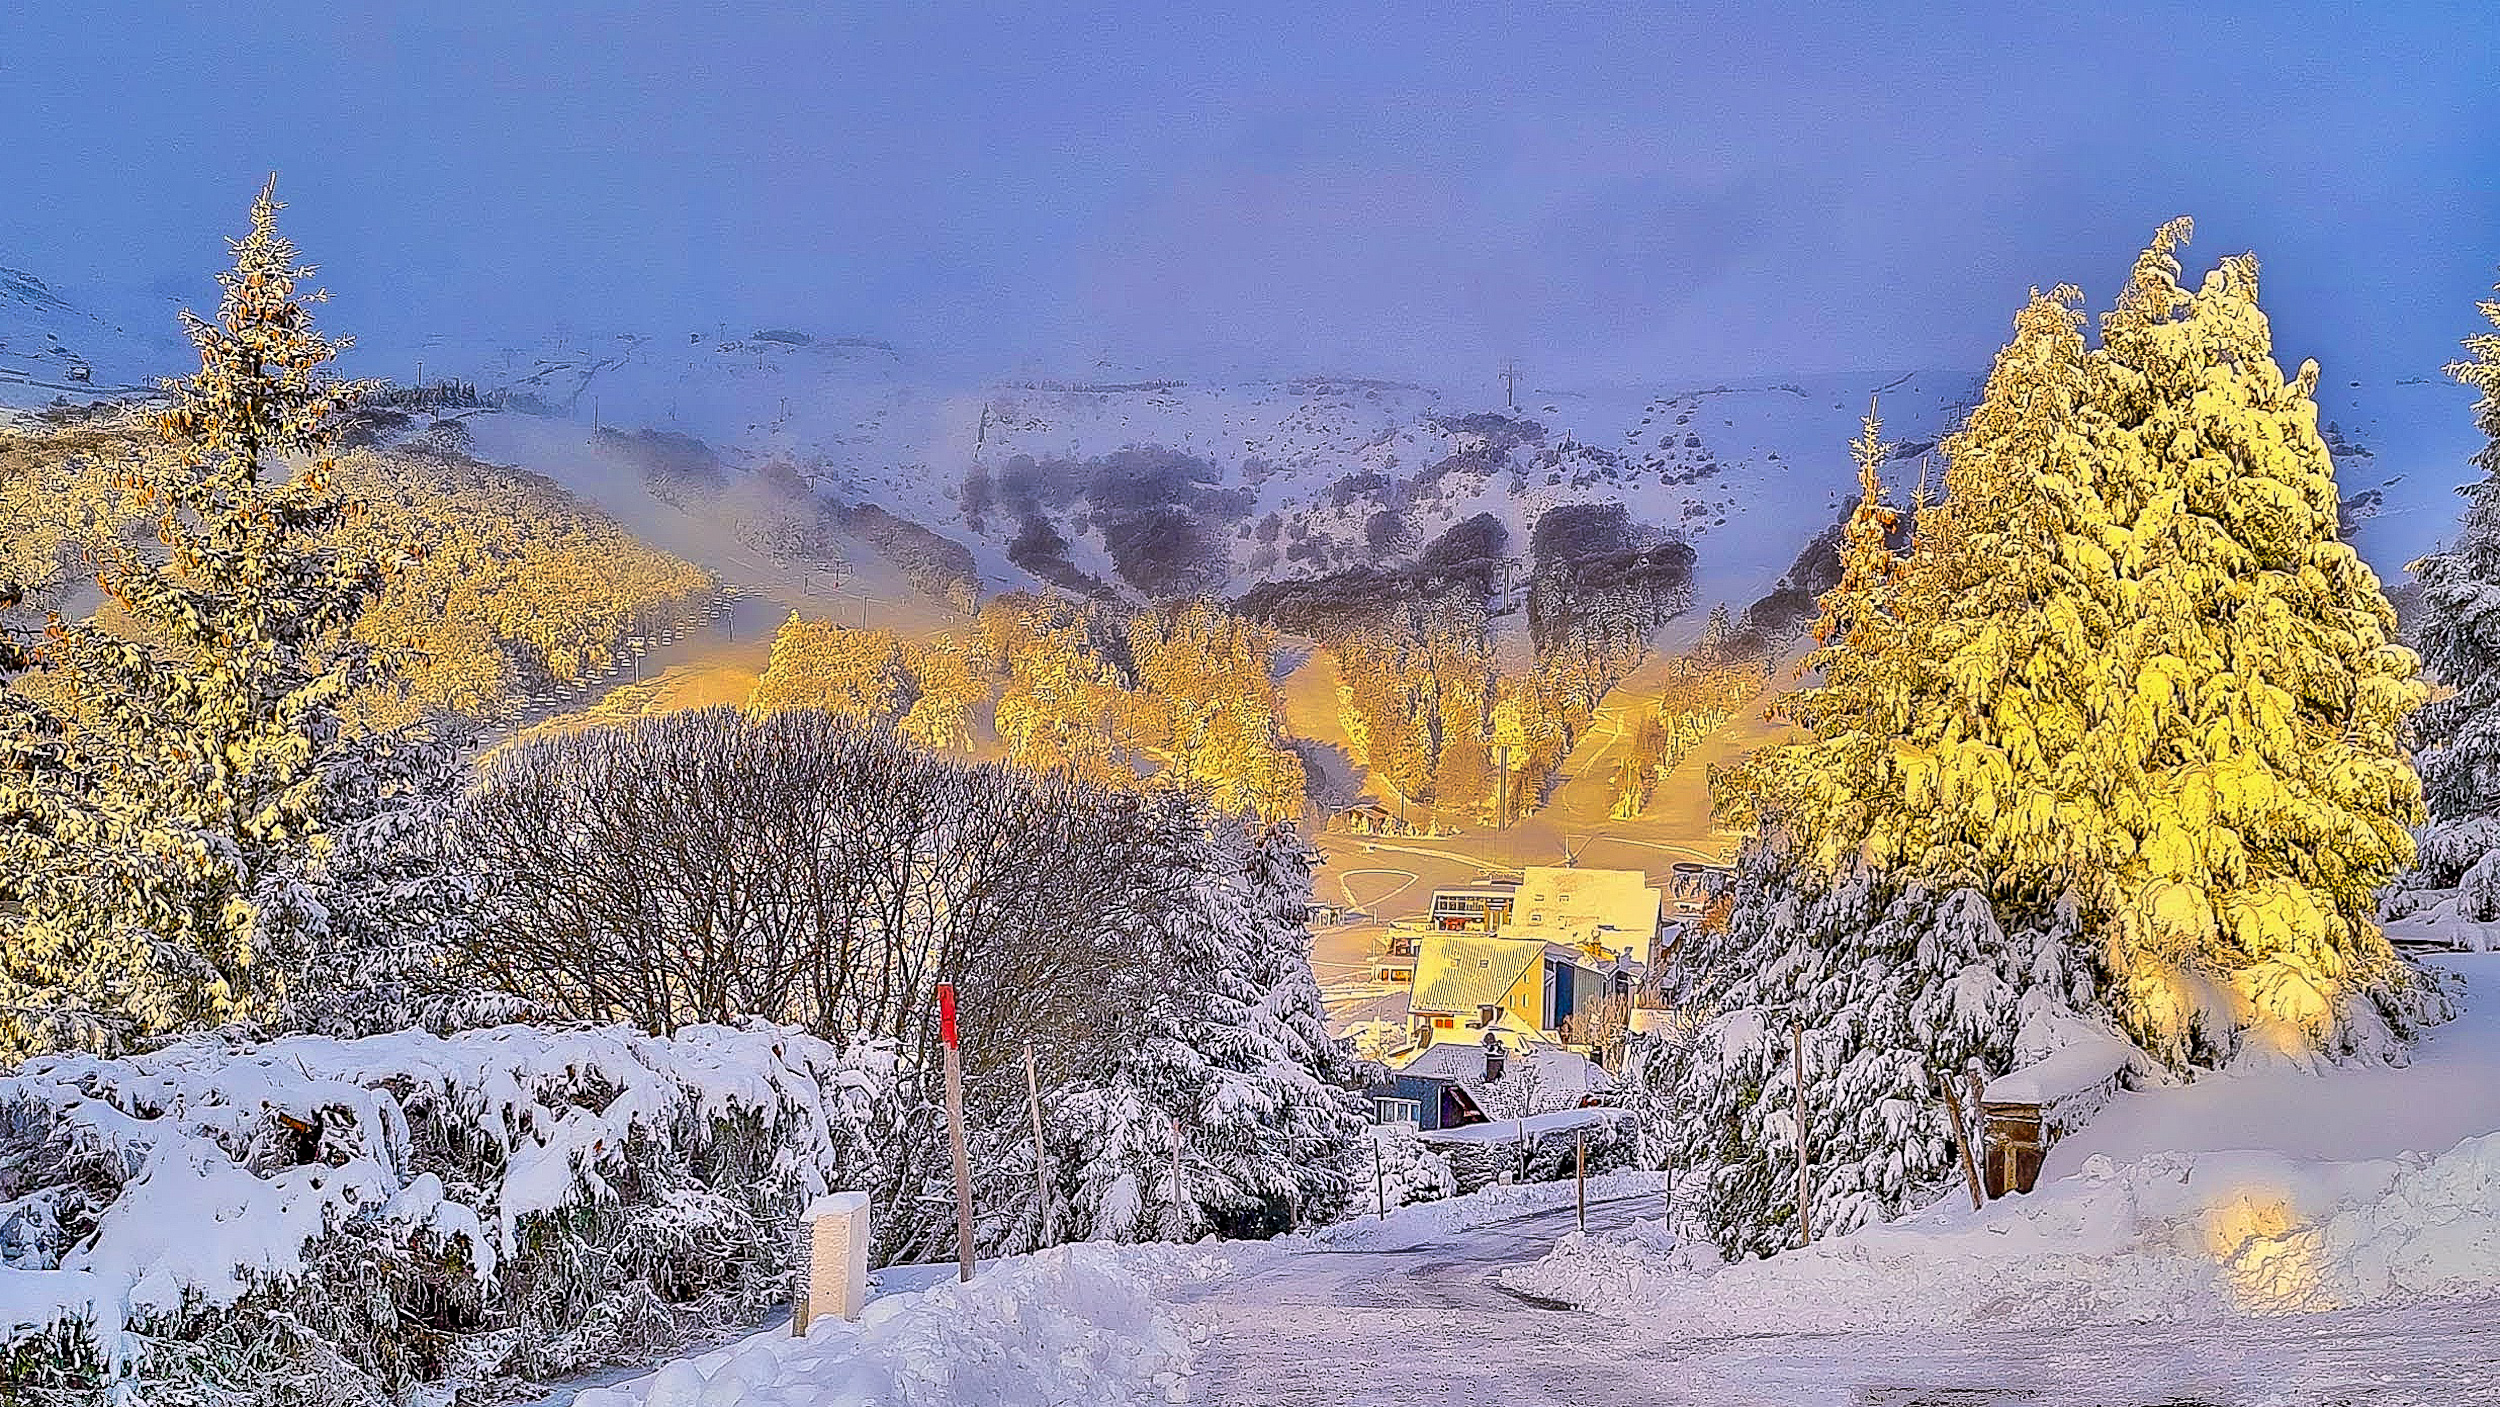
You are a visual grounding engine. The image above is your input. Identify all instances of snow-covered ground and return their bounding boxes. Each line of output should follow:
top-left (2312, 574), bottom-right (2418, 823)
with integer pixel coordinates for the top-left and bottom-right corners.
top-left (1490, 953), bottom-right (2500, 1403)
top-left (550, 1245), bottom-right (1203, 1407)
top-left (393, 949), bottom-right (2500, 1407)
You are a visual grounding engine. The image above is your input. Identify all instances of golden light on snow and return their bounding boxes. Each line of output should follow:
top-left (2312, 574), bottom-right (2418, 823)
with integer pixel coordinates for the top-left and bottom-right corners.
top-left (2201, 1186), bottom-right (2329, 1313)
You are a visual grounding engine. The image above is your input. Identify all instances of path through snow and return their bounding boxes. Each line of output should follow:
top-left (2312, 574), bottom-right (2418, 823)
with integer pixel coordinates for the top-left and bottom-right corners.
top-left (1174, 1195), bottom-right (1665, 1406)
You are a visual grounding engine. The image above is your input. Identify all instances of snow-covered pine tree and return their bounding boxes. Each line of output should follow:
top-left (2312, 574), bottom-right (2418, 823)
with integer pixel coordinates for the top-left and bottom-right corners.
top-left (2085, 222), bottom-right (2433, 1061)
top-left (1665, 226), bottom-right (2433, 1256)
top-left (1717, 398), bottom-right (1915, 865)
top-left (1239, 823), bottom-right (1368, 1224)
top-left (0, 181), bottom-right (463, 1057)
top-left (2398, 279), bottom-right (2500, 920)
top-left (1681, 396), bottom-right (2075, 1254)
top-left (1698, 602), bottom-right (1736, 661)
top-left (1665, 868), bottom-right (2070, 1258)
top-left (1059, 806), bottom-right (1365, 1241)
top-left (1058, 793), bottom-right (1235, 1242)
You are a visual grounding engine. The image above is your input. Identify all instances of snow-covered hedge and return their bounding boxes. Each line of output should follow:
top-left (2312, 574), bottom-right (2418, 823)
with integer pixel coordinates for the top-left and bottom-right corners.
top-left (1434, 1110), bottom-right (1635, 1194)
top-left (1352, 1124), bottom-right (1456, 1216)
top-left (2382, 881), bottom-right (2500, 952)
top-left (0, 1022), bottom-right (891, 1404)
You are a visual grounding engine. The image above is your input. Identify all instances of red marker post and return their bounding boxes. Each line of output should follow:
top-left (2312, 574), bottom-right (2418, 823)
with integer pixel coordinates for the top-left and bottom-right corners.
top-left (939, 984), bottom-right (974, 1282)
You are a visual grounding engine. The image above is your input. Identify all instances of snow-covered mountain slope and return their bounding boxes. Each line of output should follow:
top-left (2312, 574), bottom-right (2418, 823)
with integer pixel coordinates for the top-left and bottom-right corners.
top-left (4, 243), bottom-right (2483, 621)
top-left (440, 325), bottom-right (1992, 627)
top-left (426, 321), bottom-right (2486, 628)
top-left (0, 264), bottom-right (182, 407)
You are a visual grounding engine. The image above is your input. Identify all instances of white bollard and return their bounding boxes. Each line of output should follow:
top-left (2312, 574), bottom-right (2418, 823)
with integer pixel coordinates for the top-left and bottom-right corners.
top-left (794, 1192), bottom-right (872, 1336)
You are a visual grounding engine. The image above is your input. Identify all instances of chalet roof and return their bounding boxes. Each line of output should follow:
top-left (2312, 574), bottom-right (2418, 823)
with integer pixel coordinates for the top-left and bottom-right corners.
top-left (1509, 865), bottom-right (1661, 941)
top-left (1395, 1038), bottom-right (1615, 1107)
top-left (1408, 935), bottom-right (1543, 1016)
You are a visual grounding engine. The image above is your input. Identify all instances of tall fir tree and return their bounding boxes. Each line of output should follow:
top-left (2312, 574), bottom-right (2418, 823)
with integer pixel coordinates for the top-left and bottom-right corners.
top-left (2398, 279), bottom-right (2500, 919)
top-left (1662, 224), bottom-right (2435, 1257)
top-left (1239, 824), bottom-right (1369, 1224)
top-left (1058, 806), bottom-right (1363, 1241)
top-left (0, 180), bottom-right (463, 1057)
top-left (2085, 223), bottom-right (2430, 1060)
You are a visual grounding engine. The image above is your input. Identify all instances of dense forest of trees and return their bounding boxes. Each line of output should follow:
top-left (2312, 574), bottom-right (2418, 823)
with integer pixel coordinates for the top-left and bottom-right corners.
top-left (1609, 654), bottom-right (1769, 819)
top-left (747, 595), bottom-right (1310, 822)
top-left (0, 414), bottom-right (716, 735)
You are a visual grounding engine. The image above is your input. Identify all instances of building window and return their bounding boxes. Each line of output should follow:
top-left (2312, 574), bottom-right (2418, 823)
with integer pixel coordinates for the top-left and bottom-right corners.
top-left (1374, 1097), bottom-right (1422, 1126)
top-left (1431, 1016), bottom-right (1454, 1029)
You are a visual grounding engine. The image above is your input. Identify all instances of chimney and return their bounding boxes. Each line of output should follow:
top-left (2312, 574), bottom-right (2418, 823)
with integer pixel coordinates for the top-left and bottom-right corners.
top-left (1483, 1036), bottom-right (1506, 1084)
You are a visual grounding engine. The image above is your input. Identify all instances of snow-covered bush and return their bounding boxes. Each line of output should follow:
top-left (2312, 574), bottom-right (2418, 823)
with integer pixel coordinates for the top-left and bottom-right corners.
top-left (1352, 1124), bottom-right (1457, 1216)
top-left (1437, 1115), bottom-right (1635, 1195)
top-left (0, 1022), bottom-right (891, 1404)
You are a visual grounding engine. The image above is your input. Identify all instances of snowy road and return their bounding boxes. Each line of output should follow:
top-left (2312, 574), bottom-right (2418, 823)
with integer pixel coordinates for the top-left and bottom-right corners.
top-left (1172, 1194), bottom-right (2500, 1406)
top-left (1177, 1194), bottom-right (1669, 1407)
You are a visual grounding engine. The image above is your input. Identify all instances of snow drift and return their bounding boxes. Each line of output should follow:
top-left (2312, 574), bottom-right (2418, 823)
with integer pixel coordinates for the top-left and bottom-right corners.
top-left (1505, 1131), bottom-right (2500, 1333)
top-left (571, 1244), bottom-right (1200, 1407)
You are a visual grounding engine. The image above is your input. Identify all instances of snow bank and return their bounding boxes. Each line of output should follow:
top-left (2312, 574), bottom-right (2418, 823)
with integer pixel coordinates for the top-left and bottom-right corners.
top-left (571, 1245), bottom-right (1199, 1407)
top-left (0, 1021), bottom-right (890, 1400)
top-left (1508, 1131), bottom-right (2500, 1332)
top-left (1310, 1170), bottom-right (1667, 1254)
top-left (2383, 891), bottom-right (2500, 952)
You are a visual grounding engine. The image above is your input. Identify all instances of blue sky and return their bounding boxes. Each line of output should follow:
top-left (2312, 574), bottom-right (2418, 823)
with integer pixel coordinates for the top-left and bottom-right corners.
top-left (1, 2), bottom-right (2492, 388)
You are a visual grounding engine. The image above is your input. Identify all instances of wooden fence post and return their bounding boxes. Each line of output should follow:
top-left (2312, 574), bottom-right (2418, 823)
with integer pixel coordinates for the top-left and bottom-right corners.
top-left (1575, 1129), bottom-right (1587, 1232)
top-left (1792, 1023), bottom-right (1811, 1247)
top-left (1023, 1040), bottom-right (1052, 1246)
top-left (1373, 1134), bottom-right (1386, 1219)
top-left (939, 984), bottom-right (973, 1282)
top-left (1940, 1071), bottom-right (1986, 1211)
top-left (1966, 1067), bottom-right (1990, 1198)
top-left (1169, 1115), bottom-right (1187, 1235)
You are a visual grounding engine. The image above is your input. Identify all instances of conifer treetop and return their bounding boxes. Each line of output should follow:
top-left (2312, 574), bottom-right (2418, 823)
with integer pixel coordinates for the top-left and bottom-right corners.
top-left (1719, 220), bottom-right (2431, 1066)
top-left (2449, 277), bottom-right (2500, 478)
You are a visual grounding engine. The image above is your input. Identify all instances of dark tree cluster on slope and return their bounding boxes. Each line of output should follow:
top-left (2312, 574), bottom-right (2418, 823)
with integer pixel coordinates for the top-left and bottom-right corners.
top-left (1234, 513), bottom-right (1512, 643)
top-left (828, 500), bottom-right (982, 612)
top-left (594, 426), bottom-right (729, 508)
top-left (455, 708), bottom-right (1365, 1261)
top-left (967, 446), bottom-right (1255, 600)
top-left (1719, 491), bottom-right (1914, 663)
top-left (1524, 502), bottom-right (1697, 667)
top-left (1007, 512), bottom-right (1113, 597)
